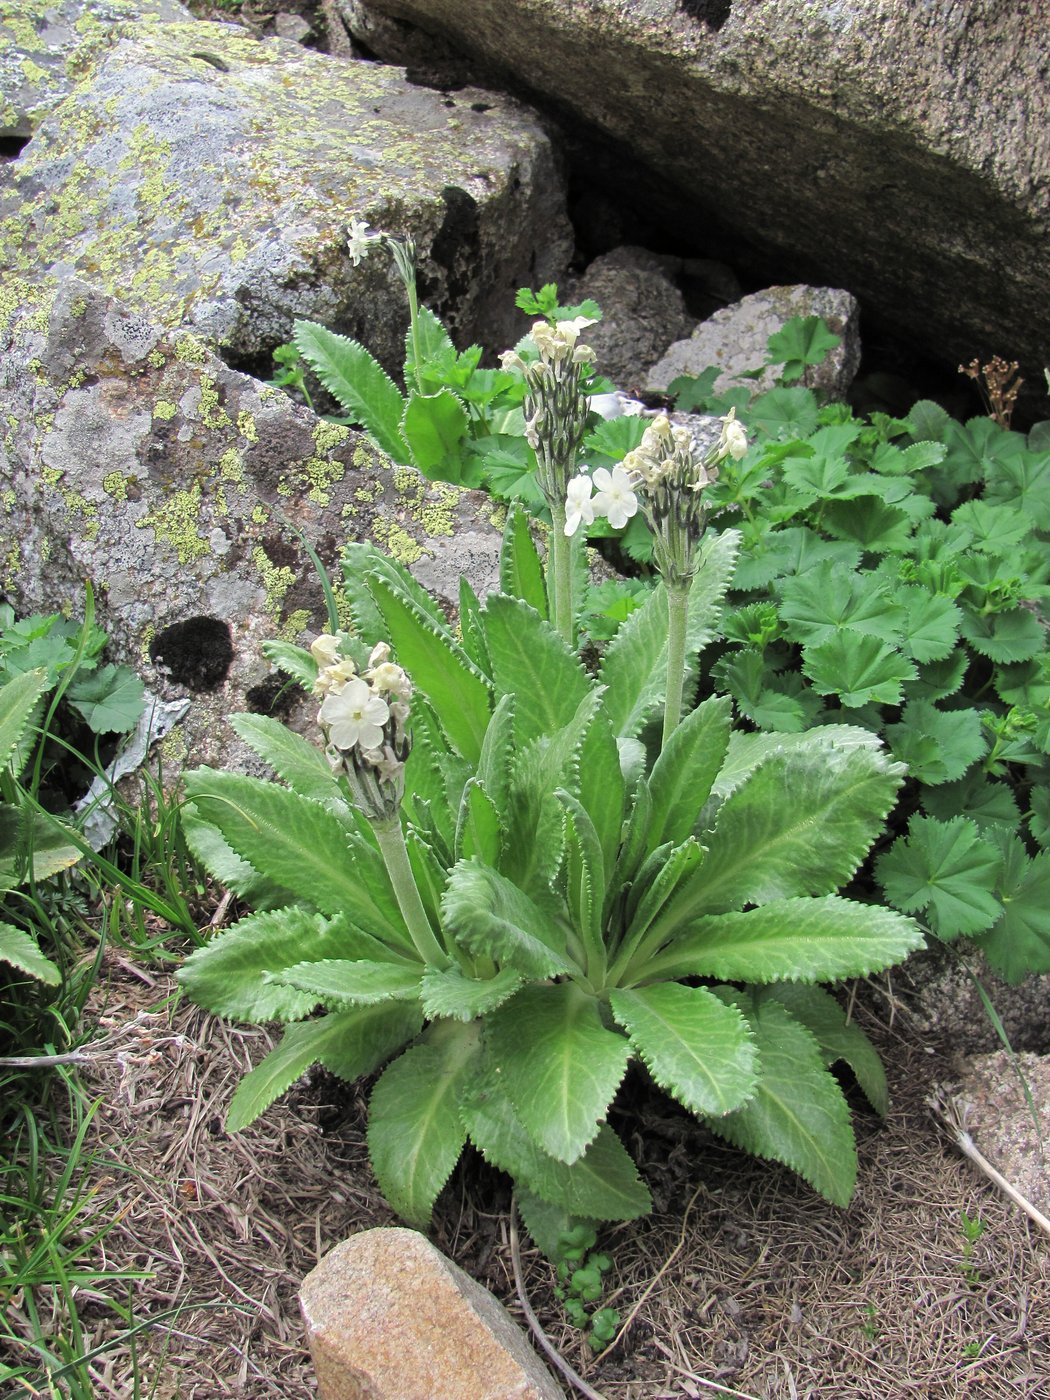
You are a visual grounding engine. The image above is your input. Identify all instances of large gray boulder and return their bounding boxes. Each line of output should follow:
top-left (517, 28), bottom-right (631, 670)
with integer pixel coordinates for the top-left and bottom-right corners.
top-left (0, 18), bottom-right (571, 369)
top-left (0, 281), bottom-right (503, 771)
top-left (338, 0), bottom-right (1050, 407)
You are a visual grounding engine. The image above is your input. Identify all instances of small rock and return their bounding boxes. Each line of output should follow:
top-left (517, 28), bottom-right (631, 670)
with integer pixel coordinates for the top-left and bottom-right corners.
top-left (300, 1228), bottom-right (565, 1400)
top-left (645, 285), bottom-right (861, 402)
top-left (946, 1052), bottom-right (1050, 1219)
top-left (272, 11), bottom-right (314, 43)
top-left (567, 245), bottom-right (695, 391)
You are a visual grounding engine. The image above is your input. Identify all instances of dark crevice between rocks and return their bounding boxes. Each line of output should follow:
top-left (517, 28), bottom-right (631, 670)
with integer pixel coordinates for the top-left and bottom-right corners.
top-left (676, 0), bottom-right (732, 30)
top-left (245, 673), bottom-right (300, 718)
top-left (150, 616), bottom-right (234, 692)
top-left (0, 134), bottom-right (31, 161)
top-left (417, 185), bottom-right (481, 338)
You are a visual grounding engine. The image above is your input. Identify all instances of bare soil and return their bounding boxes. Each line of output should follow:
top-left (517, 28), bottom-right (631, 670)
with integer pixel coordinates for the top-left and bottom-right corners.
top-left (6, 951), bottom-right (1048, 1400)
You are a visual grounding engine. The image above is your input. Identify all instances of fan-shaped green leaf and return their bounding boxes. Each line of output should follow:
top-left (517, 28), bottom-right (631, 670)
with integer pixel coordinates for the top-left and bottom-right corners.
top-left (975, 834), bottom-right (1050, 981)
top-left (778, 564), bottom-right (905, 647)
top-left (876, 815), bottom-right (1002, 938)
top-left (959, 608), bottom-right (1044, 664)
top-left (487, 982), bottom-right (631, 1163)
top-left (803, 633), bottom-right (916, 708)
top-left (885, 701), bottom-right (986, 785)
top-left (707, 993), bottom-right (857, 1205)
top-left (609, 984), bottom-right (757, 1117)
top-left (898, 589), bottom-right (962, 664)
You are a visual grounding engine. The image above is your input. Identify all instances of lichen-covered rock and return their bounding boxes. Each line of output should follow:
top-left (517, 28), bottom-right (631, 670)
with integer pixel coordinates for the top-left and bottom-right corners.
top-left (0, 281), bottom-right (503, 773)
top-left (0, 0), bottom-right (189, 140)
top-left (340, 0), bottom-right (1050, 410)
top-left (646, 285), bottom-right (860, 401)
top-left (0, 18), bottom-right (571, 369)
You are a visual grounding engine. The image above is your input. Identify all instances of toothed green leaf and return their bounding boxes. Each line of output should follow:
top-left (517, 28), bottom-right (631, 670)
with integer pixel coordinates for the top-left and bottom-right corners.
top-left (877, 815), bottom-right (1002, 938)
top-left (0, 922), bottom-right (60, 985)
top-left (442, 859), bottom-right (574, 978)
top-left (758, 984), bottom-right (888, 1116)
top-left (294, 320), bottom-right (409, 461)
top-left (420, 964), bottom-right (524, 1021)
top-left (274, 958), bottom-right (424, 1006)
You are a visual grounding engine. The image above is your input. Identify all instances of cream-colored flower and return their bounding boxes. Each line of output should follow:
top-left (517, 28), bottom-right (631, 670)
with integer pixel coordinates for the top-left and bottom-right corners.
top-left (319, 678), bottom-right (389, 751)
top-left (346, 219), bottom-right (381, 266)
top-left (719, 407), bottom-right (749, 461)
top-left (564, 473), bottom-right (596, 536)
top-left (314, 657), bottom-right (359, 696)
top-left (310, 633), bottom-right (343, 668)
top-left (592, 465), bottom-right (640, 530)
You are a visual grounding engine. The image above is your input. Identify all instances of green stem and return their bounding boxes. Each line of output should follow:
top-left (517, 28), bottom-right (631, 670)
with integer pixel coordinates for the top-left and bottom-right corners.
top-left (406, 276), bottom-right (424, 395)
top-left (549, 502), bottom-right (574, 645)
top-left (373, 818), bottom-right (449, 967)
top-left (662, 579), bottom-right (692, 748)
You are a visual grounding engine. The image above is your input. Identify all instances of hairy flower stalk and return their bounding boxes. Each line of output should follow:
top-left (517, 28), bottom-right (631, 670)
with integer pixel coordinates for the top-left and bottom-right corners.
top-left (501, 318), bottom-right (596, 643)
top-left (313, 636), bottom-right (448, 966)
top-left (567, 409), bottom-right (748, 743)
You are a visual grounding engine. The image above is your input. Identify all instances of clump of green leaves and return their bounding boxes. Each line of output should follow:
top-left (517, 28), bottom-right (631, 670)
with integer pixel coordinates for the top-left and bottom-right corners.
top-left (550, 1224), bottom-right (619, 1353)
top-left (178, 512), bottom-right (921, 1235)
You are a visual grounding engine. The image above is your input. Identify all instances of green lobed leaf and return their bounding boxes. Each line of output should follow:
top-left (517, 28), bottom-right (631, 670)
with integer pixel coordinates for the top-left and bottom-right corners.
top-left (959, 608), bottom-right (1045, 665)
top-left (402, 388), bottom-right (470, 479)
top-left (921, 770), bottom-right (1020, 833)
top-left (227, 1003), bottom-right (421, 1132)
top-left (876, 815), bottom-right (1002, 938)
top-left (294, 320), bottom-right (409, 461)
top-left (757, 984), bottom-right (888, 1117)
top-left (975, 833), bottom-right (1050, 982)
top-left (487, 982), bottom-right (631, 1163)
top-left (822, 497), bottom-right (915, 553)
top-left (885, 701), bottom-right (987, 785)
top-left (367, 1025), bottom-right (480, 1226)
top-left (420, 964), bottom-right (524, 1022)
top-left (66, 663), bottom-right (145, 734)
top-left (777, 563), bottom-right (905, 648)
top-left (461, 1069), bottom-right (651, 1220)
top-left (803, 632), bottom-right (916, 708)
top-left (177, 909), bottom-right (411, 1021)
top-left (898, 589), bottom-right (962, 664)
top-left (0, 921), bottom-right (61, 985)
top-left (442, 859), bottom-right (574, 977)
top-left (609, 984), bottom-right (757, 1117)
top-left (707, 992), bottom-right (857, 1206)
top-left (646, 895), bottom-right (923, 985)
top-left (274, 958), bottom-right (423, 1005)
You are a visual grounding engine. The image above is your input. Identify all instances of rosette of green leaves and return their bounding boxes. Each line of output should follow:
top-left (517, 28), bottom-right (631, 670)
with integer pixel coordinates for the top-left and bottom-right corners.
top-left (178, 524), bottom-right (921, 1230)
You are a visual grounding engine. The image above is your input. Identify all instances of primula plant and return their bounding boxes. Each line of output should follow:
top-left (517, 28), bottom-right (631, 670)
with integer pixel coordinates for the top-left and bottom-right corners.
top-left (179, 341), bottom-right (923, 1231)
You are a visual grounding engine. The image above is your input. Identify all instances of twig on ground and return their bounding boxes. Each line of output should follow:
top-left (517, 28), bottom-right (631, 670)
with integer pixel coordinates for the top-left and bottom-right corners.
top-left (928, 1091), bottom-right (1050, 1238)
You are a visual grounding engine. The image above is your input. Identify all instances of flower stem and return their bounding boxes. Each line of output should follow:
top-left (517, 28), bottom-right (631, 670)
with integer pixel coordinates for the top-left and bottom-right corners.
top-left (662, 579), bottom-right (691, 748)
top-left (373, 818), bottom-right (449, 967)
top-left (548, 502), bottom-right (574, 645)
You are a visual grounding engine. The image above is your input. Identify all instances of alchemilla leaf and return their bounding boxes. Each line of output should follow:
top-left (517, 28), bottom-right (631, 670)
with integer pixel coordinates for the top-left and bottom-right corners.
top-left (877, 815), bottom-right (1002, 938)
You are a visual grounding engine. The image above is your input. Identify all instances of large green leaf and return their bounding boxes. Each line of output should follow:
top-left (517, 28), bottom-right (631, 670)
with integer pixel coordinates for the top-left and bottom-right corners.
top-left (487, 982), bottom-right (631, 1163)
top-left (276, 958), bottom-right (423, 1006)
top-left (675, 744), bottom-right (902, 916)
top-left (645, 694), bottom-right (732, 852)
top-left (500, 506), bottom-right (548, 617)
top-left (0, 668), bottom-right (48, 770)
top-left (180, 804), bottom-right (292, 911)
top-left (368, 576), bottom-right (492, 764)
top-left (803, 633), bottom-right (916, 708)
top-left (707, 993), bottom-right (857, 1206)
top-left (576, 710), bottom-right (625, 878)
top-left (441, 859), bottom-right (574, 978)
top-left (177, 910), bottom-right (410, 1021)
top-left (609, 984), bottom-right (757, 1117)
top-left (461, 1069), bottom-right (651, 1220)
top-left (420, 964), bottom-right (524, 1022)
top-left (959, 608), bottom-right (1045, 664)
top-left (227, 1002), bottom-right (421, 1131)
top-left (758, 984), bottom-right (888, 1117)
top-left (0, 921), bottom-right (60, 985)
top-left (885, 701), bottom-right (986, 785)
top-left (975, 834), bottom-right (1050, 981)
top-left (777, 563), bottom-right (905, 647)
top-left (229, 713), bottom-right (347, 809)
top-left (482, 594), bottom-right (591, 745)
top-left (402, 388), bottom-right (469, 479)
top-left (182, 770), bottom-right (410, 945)
top-left (455, 779), bottom-right (502, 866)
top-left (0, 806), bottom-right (82, 889)
top-left (709, 725), bottom-right (885, 807)
top-left (646, 896), bottom-right (923, 984)
top-left (599, 530), bottom-right (739, 737)
top-left (294, 320), bottom-right (408, 461)
top-left (367, 1024), bottom-right (480, 1226)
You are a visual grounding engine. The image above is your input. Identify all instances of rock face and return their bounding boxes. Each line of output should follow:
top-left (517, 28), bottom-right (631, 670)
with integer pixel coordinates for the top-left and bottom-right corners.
top-left (1, 18), bottom-right (571, 371)
top-left (0, 281), bottom-right (503, 772)
top-left (947, 1052), bottom-right (1050, 1220)
top-left (339, 0), bottom-right (1050, 405)
top-left (647, 285), bottom-right (861, 401)
top-left (0, 0), bottom-right (190, 140)
top-left (299, 1228), bottom-right (564, 1400)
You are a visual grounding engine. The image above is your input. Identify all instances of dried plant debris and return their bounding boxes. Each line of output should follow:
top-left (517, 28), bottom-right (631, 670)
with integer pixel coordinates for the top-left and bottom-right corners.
top-left (6, 963), bottom-right (1047, 1399)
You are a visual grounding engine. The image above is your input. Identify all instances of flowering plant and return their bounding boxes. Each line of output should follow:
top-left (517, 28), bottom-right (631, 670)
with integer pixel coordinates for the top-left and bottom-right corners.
top-left (179, 507), bottom-right (922, 1230)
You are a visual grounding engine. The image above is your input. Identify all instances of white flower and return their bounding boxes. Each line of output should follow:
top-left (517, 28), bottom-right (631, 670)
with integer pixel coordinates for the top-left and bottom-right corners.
top-left (530, 315), bottom-right (597, 364)
top-left (592, 465), bottom-right (640, 530)
top-left (719, 408), bottom-right (749, 461)
top-left (368, 660), bottom-right (412, 698)
top-left (319, 678), bottom-right (389, 751)
top-left (499, 349), bottom-right (526, 373)
top-left (346, 219), bottom-right (380, 267)
top-left (310, 633), bottom-right (343, 668)
top-left (564, 473), bottom-right (596, 536)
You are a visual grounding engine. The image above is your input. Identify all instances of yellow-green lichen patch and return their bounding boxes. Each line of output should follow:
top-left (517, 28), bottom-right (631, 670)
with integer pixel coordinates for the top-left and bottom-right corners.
top-left (20, 58), bottom-right (47, 84)
top-left (153, 400), bottom-right (178, 421)
top-left (252, 545), bottom-right (296, 621)
top-left (229, 235), bottom-right (248, 263)
top-left (236, 410), bottom-right (257, 443)
top-left (159, 725), bottom-right (188, 766)
top-left (102, 471), bottom-right (128, 502)
top-left (41, 466), bottom-right (64, 489)
top-left (173, 334), bottom-right (208, 365)
top-left (280, 608), bottom-right (311, 641)
top-left (313, 421), bottom-right (350, 454)
top-left (139, 623), bottom-right (155, 666)
top-left (370, 516), bottom-right (425, 567)
top-left (354, 483), bottom-right (382, 503)
top-left (197, 373), bottom-right (232, 431)
top-left (219, 446), bottom-right (244, 483)
top-left (148, 349), bottom-right (167, 368)
top-left (281, 453), bottom-right (347, 507)
top-left (136, 482), bottom-right (209, 564)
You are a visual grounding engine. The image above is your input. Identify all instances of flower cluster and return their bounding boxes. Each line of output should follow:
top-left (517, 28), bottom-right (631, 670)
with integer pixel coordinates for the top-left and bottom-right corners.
top-left (565, 409), bottom-right (748, 583)
top-left (346, 219), bottom-right (383, 267)
top-left (313, 636), bottom-right (412, 822)
top-left (500, 317), bottom-right (597, 507)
